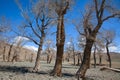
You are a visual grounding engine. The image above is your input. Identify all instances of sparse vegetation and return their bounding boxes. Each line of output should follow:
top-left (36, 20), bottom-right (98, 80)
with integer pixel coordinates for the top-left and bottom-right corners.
top-left (0, 0), bottom-right (120, 80)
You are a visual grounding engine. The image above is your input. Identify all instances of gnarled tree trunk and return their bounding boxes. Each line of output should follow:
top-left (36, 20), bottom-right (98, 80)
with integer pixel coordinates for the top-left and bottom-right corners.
top-left (76, 39), bottom-right (94, 79)
top-left (106, 43), bottom-right (111, 68)
top-left (51, 15), bottom-right (65, 76)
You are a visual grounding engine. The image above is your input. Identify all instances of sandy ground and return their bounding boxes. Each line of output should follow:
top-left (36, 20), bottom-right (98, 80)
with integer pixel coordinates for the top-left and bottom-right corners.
top-left (0, 61), bottom-right (120, 80)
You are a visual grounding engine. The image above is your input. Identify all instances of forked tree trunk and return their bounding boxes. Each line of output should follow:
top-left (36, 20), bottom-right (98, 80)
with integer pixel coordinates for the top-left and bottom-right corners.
top-left (76, 39), bottom-right (94, 79)
top-left (106, 44), bottom-right (111, 68)
top-left (51, 15), bottom-right (65, 76)
top-left (33, 32), bottom-right (45, 72)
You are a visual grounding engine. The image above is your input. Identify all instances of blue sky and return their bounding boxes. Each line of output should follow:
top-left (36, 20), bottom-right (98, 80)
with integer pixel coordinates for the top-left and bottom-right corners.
top-left (0, 0), bottom-right (120, 52)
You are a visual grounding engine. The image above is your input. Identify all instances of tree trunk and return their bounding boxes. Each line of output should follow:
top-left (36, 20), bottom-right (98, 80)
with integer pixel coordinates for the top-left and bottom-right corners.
top-left (93, 44), bottom-right (96, 68)
top-left (77, 53), bottom-right (80, 65)
top-left (33, 45), bottom-right (42, 71)
top-left (51, 15), bottom-right (65, 76)
top-left (99, 54), bottom-right (102, 66)
top-left (3, 46), bottom-right (6, 61)
top-left (76, 39), bottom-right (94, 79)
top-left (33, 31), bottom-right (45, 72)
top-left (8, 44), bottom-right (13, 62)
top-left (30, 53), bottom-right (34, 62)
top-left (106, 44), bottom-right (111, 68)
top-left (47, 54), bottom-right (49, 63)
top-left (48, 55), bottom-right (52, 64)
top-left (73, 49), bottom-right (75, 65)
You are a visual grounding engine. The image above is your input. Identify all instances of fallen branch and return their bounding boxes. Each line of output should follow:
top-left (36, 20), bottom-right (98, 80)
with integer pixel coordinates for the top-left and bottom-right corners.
top-left (100, 66), bottom-right (120, 73)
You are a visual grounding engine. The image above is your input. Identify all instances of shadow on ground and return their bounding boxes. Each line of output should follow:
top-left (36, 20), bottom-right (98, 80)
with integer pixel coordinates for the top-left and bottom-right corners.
top-left (0, 65), bottom-right (49, 75)
top-left (0, 65), bottom-right (75, 77)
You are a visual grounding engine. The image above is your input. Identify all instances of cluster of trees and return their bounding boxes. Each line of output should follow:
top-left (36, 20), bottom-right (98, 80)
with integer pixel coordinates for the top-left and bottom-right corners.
top-left (0, 0), bottom-right (120, 80)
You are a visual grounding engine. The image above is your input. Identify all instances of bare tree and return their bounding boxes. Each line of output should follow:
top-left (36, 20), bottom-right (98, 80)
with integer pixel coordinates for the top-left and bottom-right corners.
top-left (50, 0), bottom-right (70, 76)
top-left (76, 0), bottom-right (120, 79)
top-left (8, 42), bottom-right (14, 62)
top-left (44, 39), bottom-right (53, 64)
top-left (65, 37), bottom-right (76, 65)
top-left (16, 0), bottom-right (53, 72)
top-left (11, 36), bottom-right (28, 62)
top-left (0, 16), bottom-right (10, 33)
top-left (70, 38), bottom-right (76, 65)
top-left (0, 16), bottom-right (12, 61)
top-left (102, 30), bottom-right (115, 67)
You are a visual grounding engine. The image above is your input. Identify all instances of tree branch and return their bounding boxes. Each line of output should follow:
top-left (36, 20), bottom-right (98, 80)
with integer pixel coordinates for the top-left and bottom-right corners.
top-left (94, 0), bottom-right (99, 19)
top-left (24, 36), bottom-right (40, 45)
top-left (102, 13), bottom-right (120, 22)
top-left (29, 23), bottom-right (41, 39)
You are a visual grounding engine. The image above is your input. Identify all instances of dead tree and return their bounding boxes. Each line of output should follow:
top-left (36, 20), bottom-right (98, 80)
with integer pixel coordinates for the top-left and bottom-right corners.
top-left (3, 46), bottom-right (6, 61)
top-left (102, 30), bottom-right (115, 68)
top-left (50, 0), bottom-right (70, 76)
top-left (0, 16), bottom-right (11, 61)
top-left (76, 0), bottom-right (120, 79)
top-left (16, 0), bottom-right (53, 72)
top-left (8, 42), bottom-right (14, 62)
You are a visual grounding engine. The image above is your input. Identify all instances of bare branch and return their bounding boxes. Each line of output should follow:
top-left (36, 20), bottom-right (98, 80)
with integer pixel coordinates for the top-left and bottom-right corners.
top-left (24, 36), bottom-right (40, 45)
top-left (102, 13), bottom-right (120, 22)
top-left (29, 23), bottom-right (41, 39)
top-left (94, 0), bottom-right (99, 19)
top-left (99, 0), bottom-right (106, 19)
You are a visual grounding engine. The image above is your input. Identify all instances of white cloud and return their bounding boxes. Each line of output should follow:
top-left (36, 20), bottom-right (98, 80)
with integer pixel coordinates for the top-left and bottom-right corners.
top-left (24, 45), bottom-right (38, 52)
top-left (110, 46), bottom-right (120, 53)
top-left (66, 42), bottom-right (71, 45)
top-left (103, 46), bottom-right (120, 53)
top-left (14, 36), bottom-right (29, 43)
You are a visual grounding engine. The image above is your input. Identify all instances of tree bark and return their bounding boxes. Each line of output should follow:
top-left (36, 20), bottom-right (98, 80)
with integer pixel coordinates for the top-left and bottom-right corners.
top-left (51, 15), bottom-right (65, 76)
top-left (8, 44), bottom-right (13, 62)
top-left (76, 39), bottom-right (94, 78)
top-left (33, 31), bottom-right (45, 72)
top-left (77, 53), bottom-right (80, 65)
top-left (73, 47), bottom-right (75, 65)
top-left (3, 46), bottom-right (6, 61)
top-left (106, 44), bottom-right (111, 68)
top-left (93, 44), bottom-right (96, 68)
top-left (99, 54), bottom-right (102, 66)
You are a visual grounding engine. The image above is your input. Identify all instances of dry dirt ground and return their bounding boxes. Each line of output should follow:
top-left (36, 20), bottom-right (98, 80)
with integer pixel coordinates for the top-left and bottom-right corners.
top-left (0, 61), bottom-right (120, 80)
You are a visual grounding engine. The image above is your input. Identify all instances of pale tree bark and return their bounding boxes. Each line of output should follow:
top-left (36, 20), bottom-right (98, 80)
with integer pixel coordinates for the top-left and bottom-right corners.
top-left (3, 46), bottom-right (6, 61)
top-left (33, 29), bottom-right (45, 71)
top-left (16, 0), bottom-right (53, 72)
top-left (30, 53), bottom-right (34, 62)
top-left (8, 43), bottom-right (14, 62)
